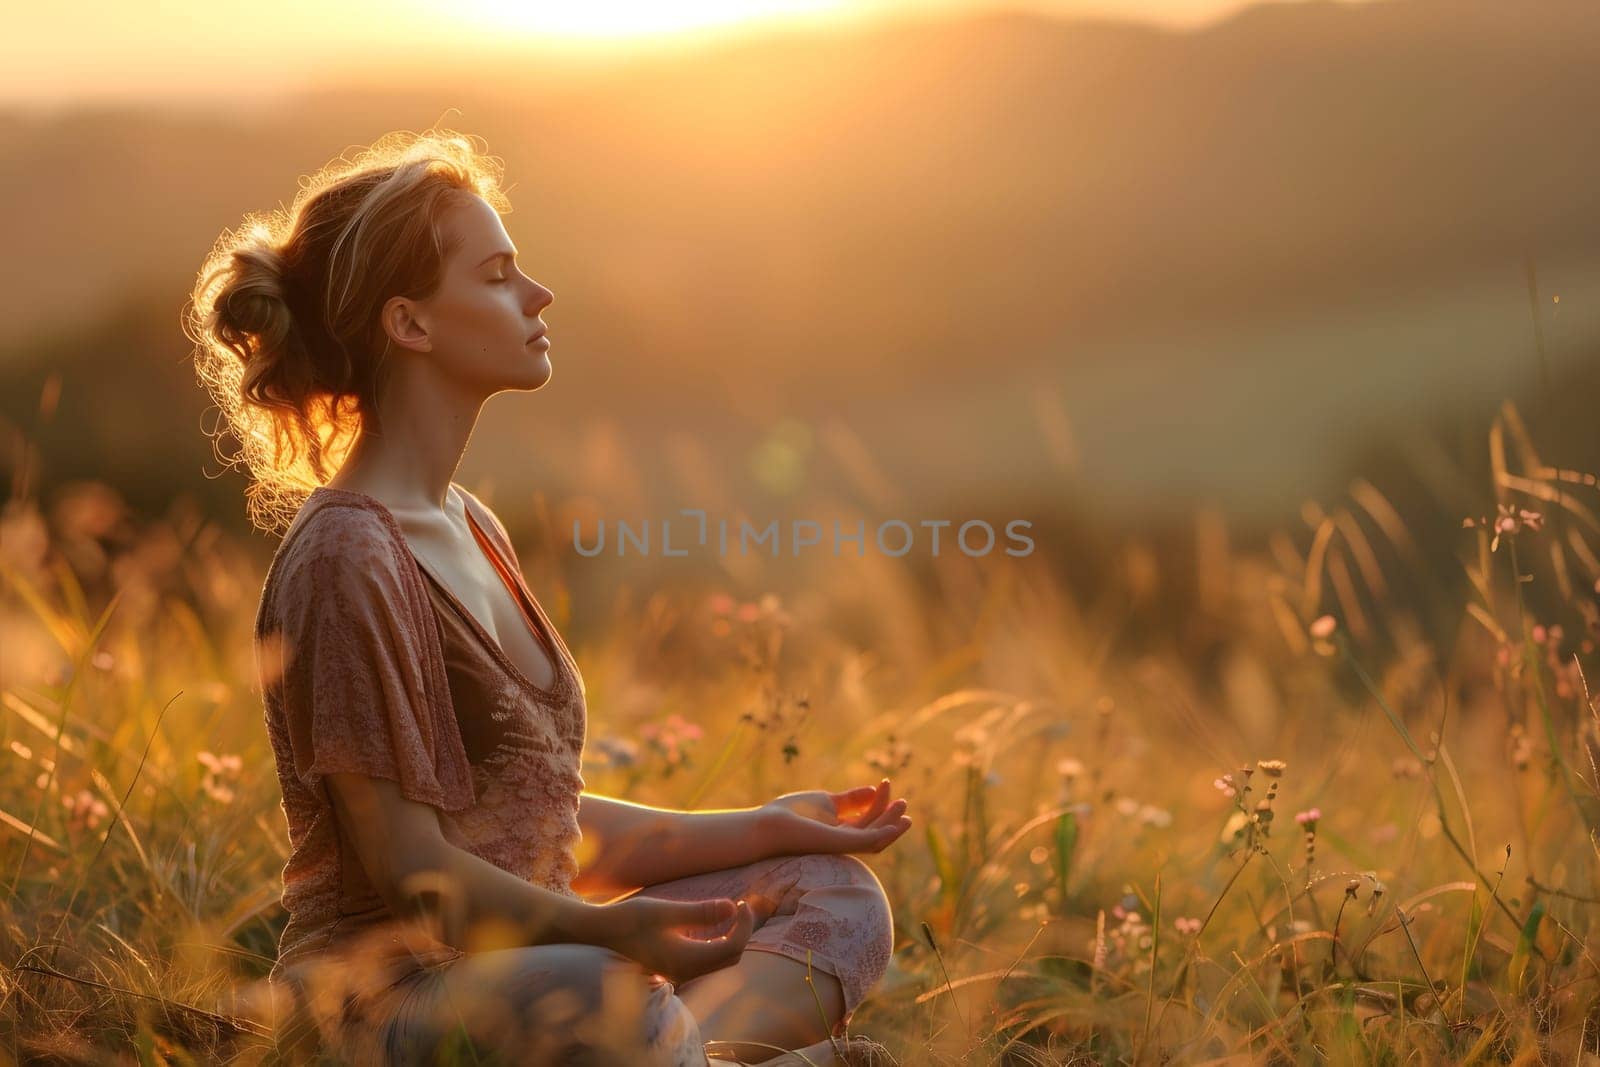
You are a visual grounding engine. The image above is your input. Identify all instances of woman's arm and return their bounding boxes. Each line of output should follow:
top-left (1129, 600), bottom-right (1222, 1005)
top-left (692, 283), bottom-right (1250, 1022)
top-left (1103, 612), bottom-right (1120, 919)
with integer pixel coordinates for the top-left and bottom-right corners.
top-left (326, 771), bottom-right (758, 982)
top-left (330, 770), bottom-right (608, 948)
top-left (574, 793), bottom-right (777, 898)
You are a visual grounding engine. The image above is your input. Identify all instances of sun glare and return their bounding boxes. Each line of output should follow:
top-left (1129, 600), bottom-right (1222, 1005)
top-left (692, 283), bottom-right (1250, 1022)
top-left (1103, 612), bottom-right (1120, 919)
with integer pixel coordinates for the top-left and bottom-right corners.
top-left (449, 0), bottom-right (848, 41)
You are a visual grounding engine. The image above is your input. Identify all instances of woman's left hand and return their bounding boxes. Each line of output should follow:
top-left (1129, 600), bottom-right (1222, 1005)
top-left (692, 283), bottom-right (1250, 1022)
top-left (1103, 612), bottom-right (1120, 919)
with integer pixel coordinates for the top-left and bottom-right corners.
top-left (759, 778), bottom-right (912, 856)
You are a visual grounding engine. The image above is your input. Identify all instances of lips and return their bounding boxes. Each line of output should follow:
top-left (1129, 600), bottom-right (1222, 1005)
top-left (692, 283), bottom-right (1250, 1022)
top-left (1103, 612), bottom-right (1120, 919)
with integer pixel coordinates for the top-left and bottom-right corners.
top-left (526, 329), bottom-right (547, 343)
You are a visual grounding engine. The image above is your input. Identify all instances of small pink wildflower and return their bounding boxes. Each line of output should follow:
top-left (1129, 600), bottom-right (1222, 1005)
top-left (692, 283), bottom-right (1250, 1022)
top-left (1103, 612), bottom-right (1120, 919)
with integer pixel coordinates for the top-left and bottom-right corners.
top-left (1467, 504), bottom-right (1545, 551)
top-left (197, 750), bottom-right (242, 804)
top-left (63, 789), bottom-right (109, 833)
top-left (640, 713), bottom-right (705, 773)
top-left (707, 593), bottom-right (791, 633)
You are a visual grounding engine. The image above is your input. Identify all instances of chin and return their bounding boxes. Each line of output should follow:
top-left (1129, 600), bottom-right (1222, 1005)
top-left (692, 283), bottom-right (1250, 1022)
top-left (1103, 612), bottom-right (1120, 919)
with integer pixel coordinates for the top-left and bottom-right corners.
top-left (520, 353), bottom-right (554, 390)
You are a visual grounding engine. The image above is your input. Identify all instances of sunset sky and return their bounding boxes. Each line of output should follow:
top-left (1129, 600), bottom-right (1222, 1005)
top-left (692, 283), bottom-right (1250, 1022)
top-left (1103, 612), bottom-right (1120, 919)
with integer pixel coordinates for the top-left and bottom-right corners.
top-left (7, 0), bottom-right (1379, 110)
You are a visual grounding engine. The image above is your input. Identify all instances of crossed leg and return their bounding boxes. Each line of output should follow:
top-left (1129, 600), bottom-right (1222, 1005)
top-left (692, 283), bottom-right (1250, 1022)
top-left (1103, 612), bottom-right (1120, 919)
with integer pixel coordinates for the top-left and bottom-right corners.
top-left (628, 853), bottom-right (895, 1063)
top-left (280, 854), bottom-right (893, 1065)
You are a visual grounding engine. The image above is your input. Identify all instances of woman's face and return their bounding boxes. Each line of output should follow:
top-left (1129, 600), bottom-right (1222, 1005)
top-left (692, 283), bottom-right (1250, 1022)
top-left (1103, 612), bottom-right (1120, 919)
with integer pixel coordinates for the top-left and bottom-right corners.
top-left (391, 193), bottom-right (555, 392)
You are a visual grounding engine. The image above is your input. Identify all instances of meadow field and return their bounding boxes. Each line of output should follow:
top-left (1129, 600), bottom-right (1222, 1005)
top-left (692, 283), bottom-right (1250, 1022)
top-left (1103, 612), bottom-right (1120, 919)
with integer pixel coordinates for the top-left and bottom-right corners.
top-left (5, 0), bottom-right (1600, 1062)
top-left (0, 395), bottom-right (1597, 1065)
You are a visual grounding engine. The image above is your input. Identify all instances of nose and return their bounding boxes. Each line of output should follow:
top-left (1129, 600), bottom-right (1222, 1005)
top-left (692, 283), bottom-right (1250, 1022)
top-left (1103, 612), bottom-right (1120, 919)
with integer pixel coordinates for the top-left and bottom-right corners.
top-left (525, 279), bottom-right (554, 314)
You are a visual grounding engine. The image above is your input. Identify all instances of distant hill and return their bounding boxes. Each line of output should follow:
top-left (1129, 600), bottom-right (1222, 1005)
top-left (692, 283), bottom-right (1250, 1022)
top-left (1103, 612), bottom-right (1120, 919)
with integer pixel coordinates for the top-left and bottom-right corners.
top-left (5, 0), bottom-right (1598, 354)
top-left (3, 0), bottom-right (1598, 525)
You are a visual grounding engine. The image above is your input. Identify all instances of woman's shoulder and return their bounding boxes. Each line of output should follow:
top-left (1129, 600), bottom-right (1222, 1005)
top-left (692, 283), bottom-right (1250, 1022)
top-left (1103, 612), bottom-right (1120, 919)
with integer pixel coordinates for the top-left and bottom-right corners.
top-left (286, 493), bottom-right (404, 565)
top-left (261, 492), bottom-right (411, 614)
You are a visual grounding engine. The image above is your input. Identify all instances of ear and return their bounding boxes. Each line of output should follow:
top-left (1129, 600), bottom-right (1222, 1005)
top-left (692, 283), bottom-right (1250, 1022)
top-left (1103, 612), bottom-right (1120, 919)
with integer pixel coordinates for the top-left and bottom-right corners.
top-left (380, 295), bottom-right (432, 354)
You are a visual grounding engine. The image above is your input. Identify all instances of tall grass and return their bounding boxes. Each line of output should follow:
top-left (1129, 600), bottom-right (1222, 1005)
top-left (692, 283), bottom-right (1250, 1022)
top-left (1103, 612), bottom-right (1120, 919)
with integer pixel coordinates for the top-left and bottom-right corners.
top-left (1, 397), bottom-right (1598, 1064)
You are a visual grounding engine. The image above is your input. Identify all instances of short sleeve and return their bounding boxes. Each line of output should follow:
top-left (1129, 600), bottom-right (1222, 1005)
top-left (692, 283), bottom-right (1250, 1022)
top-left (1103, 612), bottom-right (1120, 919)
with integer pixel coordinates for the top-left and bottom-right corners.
top-left (265, 505), bottom-right (474, 812)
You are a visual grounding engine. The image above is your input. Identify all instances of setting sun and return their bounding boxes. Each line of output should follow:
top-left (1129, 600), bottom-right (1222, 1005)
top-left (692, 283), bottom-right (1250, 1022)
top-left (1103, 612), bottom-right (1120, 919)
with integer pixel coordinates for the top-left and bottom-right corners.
top-left (446, 0), bottom-right (848, 40)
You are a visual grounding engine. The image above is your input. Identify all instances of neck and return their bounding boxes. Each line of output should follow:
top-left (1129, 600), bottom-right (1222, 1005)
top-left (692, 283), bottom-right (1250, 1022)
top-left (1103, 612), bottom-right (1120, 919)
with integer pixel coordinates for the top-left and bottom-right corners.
top-left (328, 369), bottom-right (486, 517)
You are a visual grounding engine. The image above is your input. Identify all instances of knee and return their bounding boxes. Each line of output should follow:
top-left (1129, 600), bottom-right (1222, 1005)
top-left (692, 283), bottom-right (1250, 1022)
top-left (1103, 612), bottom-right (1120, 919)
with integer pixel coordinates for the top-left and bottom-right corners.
top-left (819, 852), bottom-right (888, 901)
top-left (821, 854), bottom-right (893, 926)
top-left (806, 854), bottom-right (896, 978)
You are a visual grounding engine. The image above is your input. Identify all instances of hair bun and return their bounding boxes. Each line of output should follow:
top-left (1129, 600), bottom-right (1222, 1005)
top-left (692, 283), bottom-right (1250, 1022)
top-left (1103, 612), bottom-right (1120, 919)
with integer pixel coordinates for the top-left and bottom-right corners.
top-left (217, 242), bottom-right (295, 351)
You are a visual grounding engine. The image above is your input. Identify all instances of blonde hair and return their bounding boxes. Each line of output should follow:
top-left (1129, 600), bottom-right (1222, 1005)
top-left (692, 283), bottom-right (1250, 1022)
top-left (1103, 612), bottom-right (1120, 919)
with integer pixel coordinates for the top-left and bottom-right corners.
top-left (184, 128), bottom-right (510, 536)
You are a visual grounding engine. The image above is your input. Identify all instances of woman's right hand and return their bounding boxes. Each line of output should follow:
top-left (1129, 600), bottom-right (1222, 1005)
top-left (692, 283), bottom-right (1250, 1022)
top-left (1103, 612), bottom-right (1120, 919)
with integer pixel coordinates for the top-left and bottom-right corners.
top-left (600, 895), bottom-right (757, 984)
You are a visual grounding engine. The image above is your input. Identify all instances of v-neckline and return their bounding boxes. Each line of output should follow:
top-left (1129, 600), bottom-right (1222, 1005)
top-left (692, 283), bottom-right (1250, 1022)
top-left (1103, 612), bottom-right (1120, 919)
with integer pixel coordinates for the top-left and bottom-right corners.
top-left (308, 483), bottom-right (570, 702)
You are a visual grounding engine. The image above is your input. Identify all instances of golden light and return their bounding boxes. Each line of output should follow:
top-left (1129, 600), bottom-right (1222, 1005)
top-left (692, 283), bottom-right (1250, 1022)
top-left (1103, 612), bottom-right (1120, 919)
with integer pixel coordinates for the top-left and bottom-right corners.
top-left (446, 0), bottom-right (849, 41)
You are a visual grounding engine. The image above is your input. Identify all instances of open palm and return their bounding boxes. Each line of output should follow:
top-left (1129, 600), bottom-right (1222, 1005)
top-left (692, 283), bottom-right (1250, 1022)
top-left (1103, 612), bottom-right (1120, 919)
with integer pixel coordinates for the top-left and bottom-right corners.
top-left (761, 778), bottom-right (912, 856)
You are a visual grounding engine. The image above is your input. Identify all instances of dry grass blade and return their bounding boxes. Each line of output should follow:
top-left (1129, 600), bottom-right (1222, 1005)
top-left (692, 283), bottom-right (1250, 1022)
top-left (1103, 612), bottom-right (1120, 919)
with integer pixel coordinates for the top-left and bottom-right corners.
top-left (0, 804), bottom-right (67, 855)
top-left (10, 961), bottom-right (271, 1039)
top-left (1302, 516), bottom-right (1337, 618)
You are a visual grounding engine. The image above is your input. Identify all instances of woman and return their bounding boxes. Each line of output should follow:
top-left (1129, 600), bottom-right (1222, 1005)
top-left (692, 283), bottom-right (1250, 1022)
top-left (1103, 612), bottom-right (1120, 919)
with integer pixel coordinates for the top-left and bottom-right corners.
top-left (187, 130), bottom-right (910, 1065)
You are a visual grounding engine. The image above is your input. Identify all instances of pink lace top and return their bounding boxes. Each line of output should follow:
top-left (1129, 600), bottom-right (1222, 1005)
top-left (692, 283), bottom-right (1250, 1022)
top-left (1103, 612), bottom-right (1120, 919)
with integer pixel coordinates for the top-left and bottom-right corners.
top-left (255, 483), bottom-right (587, 995)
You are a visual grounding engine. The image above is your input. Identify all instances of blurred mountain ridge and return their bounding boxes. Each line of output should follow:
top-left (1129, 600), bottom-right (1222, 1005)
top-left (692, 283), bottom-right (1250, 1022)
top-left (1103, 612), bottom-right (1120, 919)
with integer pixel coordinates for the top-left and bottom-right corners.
top-left (3, 0), bottom-right (1597, 525)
